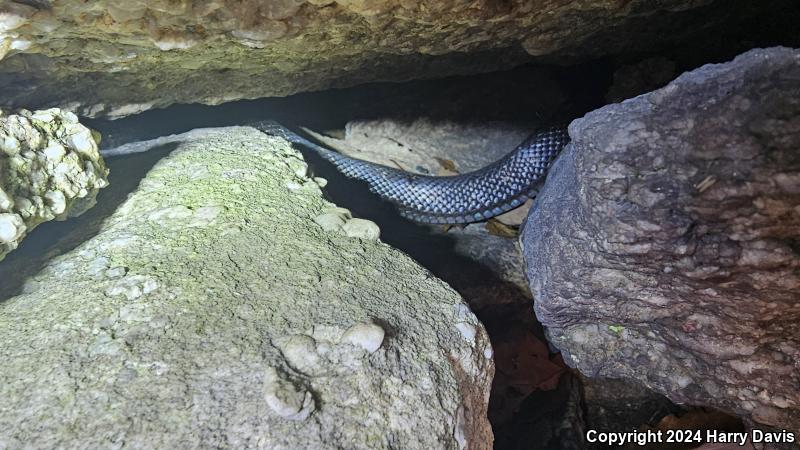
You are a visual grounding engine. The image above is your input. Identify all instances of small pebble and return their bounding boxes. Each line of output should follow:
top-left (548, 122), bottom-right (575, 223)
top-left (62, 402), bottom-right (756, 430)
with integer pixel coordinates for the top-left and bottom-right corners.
top-left (281, 335), bottom-right (322, 374)
top-left (341, 322), bottom-right (385, 353)
top-left (314, 213), bottom-right (346, 232)
top-left (342, 218), bottom-right (380, 240)
top-left (322, 206), bottom-right (352, 220)
top-left (263, 367), bottom-right (316, 420)
top-left (104, 275), bottom-right (157, 301)
top-left (0, 213), bottom-right (25, 244)
top-left (66, 127), bottom-right (97, 156)
top-left (0, 134), bottom-right (20, 155)
top-left (42, 143), bottom-right (66, 162)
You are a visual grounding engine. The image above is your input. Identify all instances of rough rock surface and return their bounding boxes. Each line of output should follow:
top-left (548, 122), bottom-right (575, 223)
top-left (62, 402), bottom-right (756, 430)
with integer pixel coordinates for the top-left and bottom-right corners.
top-left (522, 47), bottom-right (800, 430)
top-left (0, 127), bottom-right (494, 449)
top-left (0, 0), bottom-right (769, 117)
top-left (0, 108), bottom-right (108, 261)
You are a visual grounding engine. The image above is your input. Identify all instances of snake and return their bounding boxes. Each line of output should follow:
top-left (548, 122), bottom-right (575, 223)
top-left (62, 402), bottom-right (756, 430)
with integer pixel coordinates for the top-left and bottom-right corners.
top-left (253, 121), bottom-right (570, 224)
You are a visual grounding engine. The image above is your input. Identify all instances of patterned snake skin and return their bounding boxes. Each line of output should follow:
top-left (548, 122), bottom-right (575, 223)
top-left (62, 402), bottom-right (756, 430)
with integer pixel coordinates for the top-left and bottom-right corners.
top-left (254, 121), bottom-right (570, 224)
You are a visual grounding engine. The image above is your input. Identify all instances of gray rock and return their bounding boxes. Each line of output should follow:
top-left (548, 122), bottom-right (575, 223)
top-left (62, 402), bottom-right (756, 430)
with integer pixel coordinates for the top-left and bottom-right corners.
top-left (450, 224), bottom-right (531, 301)
top-left (0, 108), bottom-right (108, 261)
top-left (0, 126), bottom-right (494, 449)
top-left (0, 0), bottom-right (779, 117)
top-left (341, 217), bottom-right (381, 241)
top-left (522, 47), bottom-right (800, 430)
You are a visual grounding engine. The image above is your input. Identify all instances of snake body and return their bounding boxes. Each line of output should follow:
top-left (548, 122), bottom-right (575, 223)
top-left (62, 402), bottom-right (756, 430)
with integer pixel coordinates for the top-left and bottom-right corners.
top-left (254, 121), bottom-right (570, 224)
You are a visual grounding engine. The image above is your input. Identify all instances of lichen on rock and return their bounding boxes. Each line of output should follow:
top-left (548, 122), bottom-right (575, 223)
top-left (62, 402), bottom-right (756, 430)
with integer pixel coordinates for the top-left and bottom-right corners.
top-left (0, 107), bottom-right (108, 261)
top-left (0, 126), bottom-right (494, 449)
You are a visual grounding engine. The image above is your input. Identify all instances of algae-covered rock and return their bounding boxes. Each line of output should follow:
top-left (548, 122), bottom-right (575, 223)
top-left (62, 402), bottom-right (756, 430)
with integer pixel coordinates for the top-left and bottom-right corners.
top-left (0, 107), bottom-right (108, 261)
top-left (0, 126), bottom-right (494, 449)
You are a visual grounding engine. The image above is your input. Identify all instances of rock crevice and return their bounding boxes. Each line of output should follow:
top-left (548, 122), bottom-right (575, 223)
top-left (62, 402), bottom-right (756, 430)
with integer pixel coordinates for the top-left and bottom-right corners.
top-left (522, 47), bottom-right (800, 430)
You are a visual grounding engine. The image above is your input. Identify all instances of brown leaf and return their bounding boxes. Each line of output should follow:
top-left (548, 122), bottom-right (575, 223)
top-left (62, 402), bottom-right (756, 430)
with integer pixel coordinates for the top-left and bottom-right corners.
top-left (494, 327), bottom-right (567, 396)
top-left (434, 157), bottom-right (459, 173)
top-left (485, 219), bottom-right (518, 237)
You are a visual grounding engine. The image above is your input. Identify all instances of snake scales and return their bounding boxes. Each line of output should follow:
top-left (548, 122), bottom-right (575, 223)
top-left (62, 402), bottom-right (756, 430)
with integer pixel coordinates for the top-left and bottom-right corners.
top-left (254, 121), bottom-right (570, 224)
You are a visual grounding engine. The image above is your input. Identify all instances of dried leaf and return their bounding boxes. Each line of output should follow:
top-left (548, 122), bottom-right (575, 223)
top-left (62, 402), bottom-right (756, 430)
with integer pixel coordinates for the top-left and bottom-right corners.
top-left (434, 157), bottom-right (459, 173)
top-left (494, 327), bottom-right (567, 396)
top-left (486, 219), bottom-right (518, 237)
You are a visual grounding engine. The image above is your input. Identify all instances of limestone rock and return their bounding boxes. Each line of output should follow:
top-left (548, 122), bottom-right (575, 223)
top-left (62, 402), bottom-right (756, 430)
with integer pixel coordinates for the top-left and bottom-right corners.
top-left (0, 126), bottom-right (494, 449)
top-left (306, 119), bottom-right (537, 177)
top-left (0, 0), bottom-right (774, 117)
top-left (0, 107), bottom-right (108, 261)
top-left (522, 47), bottom-right (800, 430)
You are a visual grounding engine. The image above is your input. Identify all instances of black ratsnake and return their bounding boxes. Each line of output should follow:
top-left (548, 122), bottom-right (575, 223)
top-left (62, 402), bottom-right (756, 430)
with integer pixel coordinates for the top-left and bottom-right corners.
top-left (254, 121), bottom-right (570, 224)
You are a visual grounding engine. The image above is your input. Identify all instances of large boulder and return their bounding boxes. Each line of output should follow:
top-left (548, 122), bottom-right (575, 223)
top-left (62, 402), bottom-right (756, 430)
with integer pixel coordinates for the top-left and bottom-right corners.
top-left (0, 0), bottom-right (785, 117)
top-left (522, 47), bottom-right (800, 430)
top-left (0, 108), bottom-right (108, 262)
top-left (0, 126), bottom-right (494, 449)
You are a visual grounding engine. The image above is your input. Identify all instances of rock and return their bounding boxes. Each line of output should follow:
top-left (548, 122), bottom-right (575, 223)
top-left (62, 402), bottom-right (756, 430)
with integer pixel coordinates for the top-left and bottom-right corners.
top-left (0, 0), bottom-right (785, 117)
top-left (341, 217), bottom-right (381, 240)
top-left (313, 212), bottom-right (347, 232)
top-left (0, 126), bottom-right (494, 449)
top-left (0, 108), bottom-right (108, 261)
top-left (313, 206), bottom-right (380, 240)
top-left (450, 224), bottom-right (531, 300)
top-left (340, 322), bottom-right (385, 353)
top-left (522, 47), bottom-right (800, 430)
top-left (305, 118), bottom-right (537, 176)
top-left (0, 212), bottom-right (25, 244)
